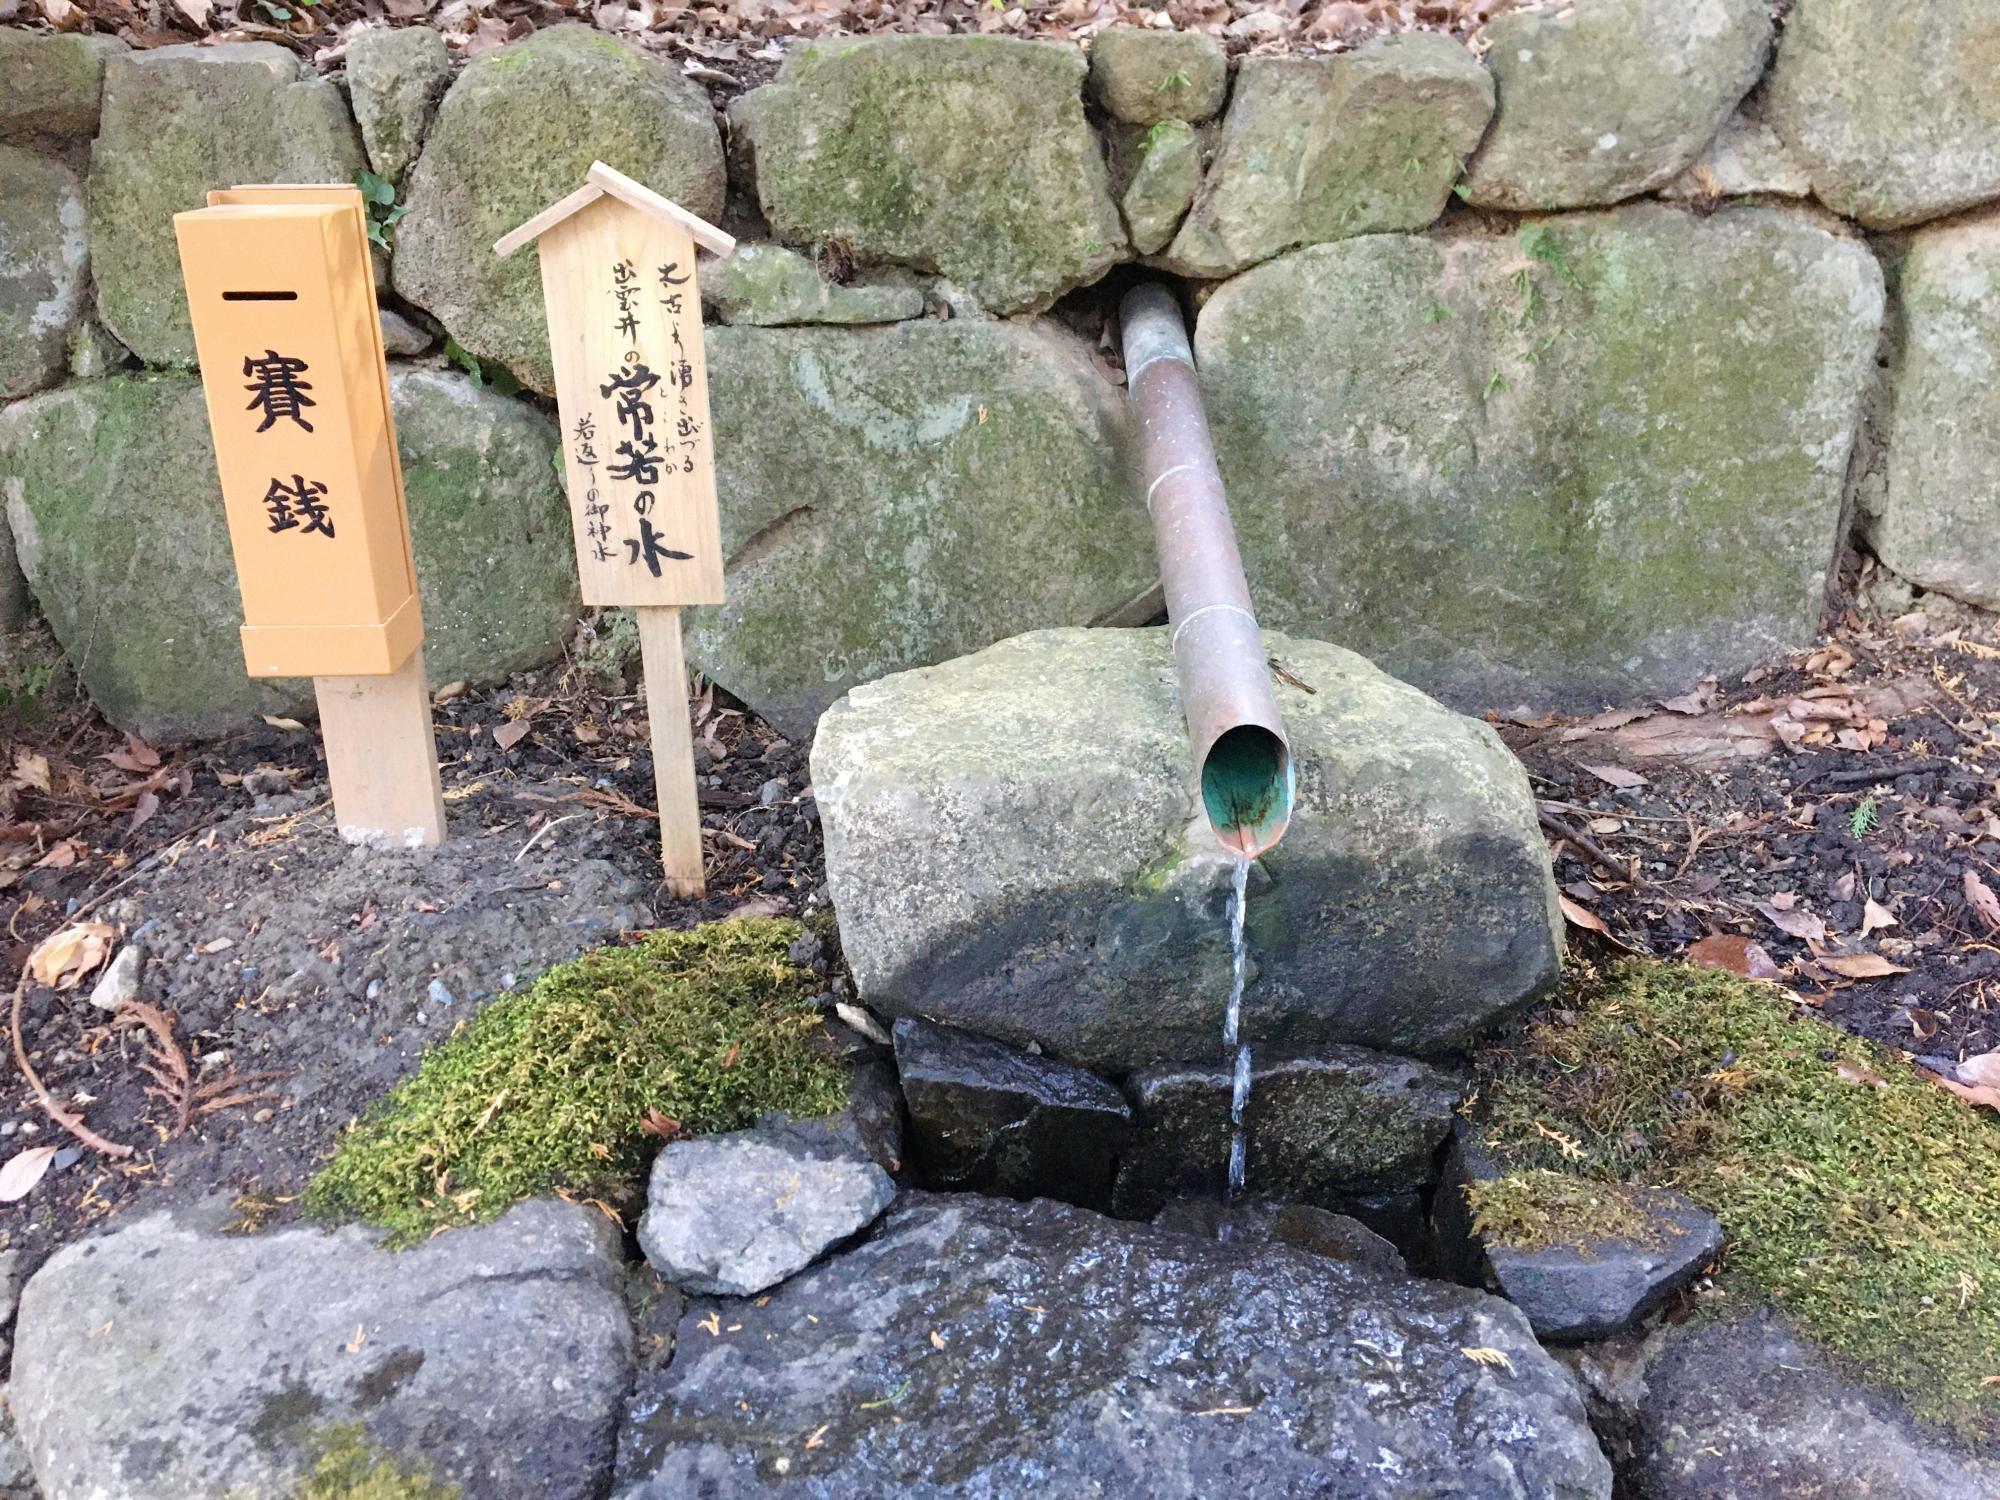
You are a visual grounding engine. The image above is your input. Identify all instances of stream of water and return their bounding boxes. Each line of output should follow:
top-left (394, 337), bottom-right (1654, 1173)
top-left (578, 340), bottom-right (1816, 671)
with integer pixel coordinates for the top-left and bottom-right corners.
top-left (1223, 856), bottom-right (1252, 1199)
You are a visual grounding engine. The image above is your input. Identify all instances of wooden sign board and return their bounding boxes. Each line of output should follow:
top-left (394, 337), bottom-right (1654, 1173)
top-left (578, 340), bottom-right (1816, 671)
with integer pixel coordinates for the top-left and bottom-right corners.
top-left (498, 162), bottom-right (736, 896)
top-left (175, 184), bottom-right (444, 849)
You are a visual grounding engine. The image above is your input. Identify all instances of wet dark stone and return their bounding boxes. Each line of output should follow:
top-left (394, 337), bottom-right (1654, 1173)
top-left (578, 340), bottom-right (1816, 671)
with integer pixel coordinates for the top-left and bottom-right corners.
top-left (1150, 1198), bottom-right (1405, 1273)
top-left (612, 1193), bottom-right (1612, 1498)
top-left (892, 1017), bottom-right (1128, 1207)
top-left (1111, 1046), bottom-right (1463, 1217)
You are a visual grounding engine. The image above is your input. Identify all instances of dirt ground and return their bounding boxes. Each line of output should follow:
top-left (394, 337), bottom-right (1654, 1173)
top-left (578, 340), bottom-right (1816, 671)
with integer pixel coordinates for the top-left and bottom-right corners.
top-left (0, 632), bottom-right (825, 1281)
top-left (3, 561), bottom-right (1998, 1289)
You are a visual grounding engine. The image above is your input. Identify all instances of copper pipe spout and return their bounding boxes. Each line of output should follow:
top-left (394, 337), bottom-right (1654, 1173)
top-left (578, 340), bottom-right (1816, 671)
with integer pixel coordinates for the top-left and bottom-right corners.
top-left (1120, 281), bottom-right (1294, 859)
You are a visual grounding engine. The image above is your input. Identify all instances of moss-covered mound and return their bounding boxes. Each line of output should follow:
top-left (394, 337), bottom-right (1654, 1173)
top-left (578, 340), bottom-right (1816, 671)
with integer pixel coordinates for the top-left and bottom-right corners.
top-left (1473, 959), bottom-right (2000, 1444)
top-left (305, 919), bottom-right (848, 1244)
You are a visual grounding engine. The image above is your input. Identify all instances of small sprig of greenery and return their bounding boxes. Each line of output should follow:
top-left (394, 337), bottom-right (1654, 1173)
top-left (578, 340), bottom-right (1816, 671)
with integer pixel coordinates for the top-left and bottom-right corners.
top-left (1849, 798), bottom-right (1880, 837)
top-left (356, 170), bottom-right (408, 251)
top-left (1156, 68), bottom-right (1192, 94)
top-left (443, 337), bottom-right (524, 398)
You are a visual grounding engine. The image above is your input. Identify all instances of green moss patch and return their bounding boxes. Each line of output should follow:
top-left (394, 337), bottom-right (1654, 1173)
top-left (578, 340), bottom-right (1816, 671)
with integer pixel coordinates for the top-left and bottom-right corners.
top-left (1466, 1169), bottom-right (1664, 1254)
top-left (1474, 958), bottom-right (2000, 1443)
top-left (305, 919), bottom-right (848, 1244)
top-left (299, 1424), bottom-right (458, 1500)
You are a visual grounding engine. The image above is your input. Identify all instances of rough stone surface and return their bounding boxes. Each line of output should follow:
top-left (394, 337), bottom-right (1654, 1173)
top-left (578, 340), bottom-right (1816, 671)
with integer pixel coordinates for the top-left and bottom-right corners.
top-left (1164, 38), bottom-right (1492, 278)
top-left (732, 37), bottom-right (1124, 315)
top-left (1087, 27), bottom-right (1227, 124)
top-left (893, 1016), bottom-right (1130, 1206)
top-left (1112, 1047), bottom-right (1464, 1216)
top-left (1484, 1187), bottom-right (1723, 1342)
top-left (687, 320), bottom-right (1150, 738)
top-left (1627, 1314), bottom-right (1999, 1498)
top-left (1121, 118), bottom-right (1201, 255)
top-left (1151, 1198), bottom-right (1408, 1275)
top-left (12, 1198), bottom-right (632, 1500)
top-left (0, 30), bottom-right (122, 151)
top-left (704, 243), bottom-right (925, 326)
top-left (1462, 0), bottom-right (1771, 211)
top-left (88, 43), bottom-right (365, 367)
top-left (87, 940), bottom-right (144, 1013)
top-left (395, 26), bottom-right (724, 393)
top-left (637, 1121), bottom-right (895, 1296)
top-left (0, 147), bottom-right (87, 401)
top-left (1763, 0), bottom-right (2000, 229)
top-left (1661, 108), bottom-right (1813, 201)
top-left (346, 25), bottom-right (452, 182)
top-left (1869, 215), bottom-right (2000, 608)
top-left (1198, 205), bottom-right (1884, 713)
top-left (614, 1193), bottom-right (1613, 1498)
top-left (813, 628), bottom-right (1561, 1072)
top-left (66, 317), bottom-right (132, 380)
top-left (0, 370), bottom-right (576, 739)
top-left (378, 305), bottom-right (436, 356)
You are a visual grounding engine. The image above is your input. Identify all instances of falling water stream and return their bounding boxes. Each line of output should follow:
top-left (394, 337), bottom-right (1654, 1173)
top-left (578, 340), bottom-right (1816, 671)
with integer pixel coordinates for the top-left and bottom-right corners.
top-left (1223, 856), bottom-right (1252, 1200)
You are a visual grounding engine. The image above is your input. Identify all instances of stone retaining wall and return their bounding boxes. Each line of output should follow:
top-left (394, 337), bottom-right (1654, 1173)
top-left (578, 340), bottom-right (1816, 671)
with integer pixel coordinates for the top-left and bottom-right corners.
top-left (1, 3), bottom-right (1997, 737)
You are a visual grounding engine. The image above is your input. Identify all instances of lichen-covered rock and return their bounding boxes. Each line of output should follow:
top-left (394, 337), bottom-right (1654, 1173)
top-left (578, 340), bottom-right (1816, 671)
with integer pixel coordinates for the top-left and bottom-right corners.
top-left (88, 43), bottom-right (364, 368)
top-left (1661, 108), bottom-right (1813, 202)
top-left (1087, 27), bottom-right (1227, 124)
top-left (1868, 216), bottom-right (2000, 608)
top-left (1462, 0), bottom-right (1771, 211)
top-left (614, 1194), bottom-right (1613, 1498)
top-left (686, 319), bottom-right (1150, 737)
top-left (1764, 0), bottom-right (2000, 229)
top-left (731, 37), bottom-right (1124, 315)
top-left (1628, 1314), bottom-right (2000, 1499)
top-left (704, 243), bottom-right (925, 326)
top-left (1121, 118), bottom-right (1201, 255)
top-left (0, 148), bottom-right (87, 400)
top-left (12, 1199), bottom-right (631, 1500)
top-left (0, 370), bottom-right (575, 739)
top-left (1163, 36), bottom-right (1491, 279)
top-left (1112, 1047), bottom-right (1465, 1216)
top-left (0, 30), bottom-right (123, 151)
top-left (1197, 205), bottom-right (1883, 712)
top-left (813, 628), bottom-right (1561, 1072)
top-left (394, 26), bottom-right (724, 393)
top-left (345, 25), bottom-right (452, 182)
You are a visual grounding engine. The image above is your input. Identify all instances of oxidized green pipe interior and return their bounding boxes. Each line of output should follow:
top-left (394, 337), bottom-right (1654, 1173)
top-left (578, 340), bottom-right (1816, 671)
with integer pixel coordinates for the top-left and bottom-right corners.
top-left (1201, 724), bottom-right (1294, 858)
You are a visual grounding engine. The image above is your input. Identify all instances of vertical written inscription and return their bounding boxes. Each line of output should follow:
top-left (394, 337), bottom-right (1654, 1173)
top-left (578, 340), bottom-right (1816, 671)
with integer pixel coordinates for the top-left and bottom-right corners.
top-left (244, 350), bottom-right (334, 538)
top-left (600, 257), bottom-right (689, 579)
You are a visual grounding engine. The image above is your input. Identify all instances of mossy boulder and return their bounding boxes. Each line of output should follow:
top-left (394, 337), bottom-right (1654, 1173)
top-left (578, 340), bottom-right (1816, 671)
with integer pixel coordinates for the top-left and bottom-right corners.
top-left (1086, 27), bottom-right (1227, 125)
top-left (703, 242), bottom-right (925, 326)
top-left (0, 30), bottom-right (123, 153)
top-left (1764, 0), bottom-right (2000, 229)
top-left (1471, 958), bottom-right (2000, 1449)
top-left (813, 628), bottom-right (1561, 1073)
top-left (393, 26), bottom-right (724, 394)
top-left (306, 919), bottom-right (847, 1244)
top-left (0, 147), bottom-right (87, 400)
top-left (1161, 36), bottom-right (1492, 279)
top-left (1661, 107), bottom-right (1813, 202)
top-left (0, 370), bottom-right (576, 739)
top-left (88, 43), bottom-right (364, 368)
top-left (730, 36), bottom-right (1124, 315)
top-left (1120, 119), bottom-right (1201, 255)
top-left (1867, 215), bottom-right (2000, 608)
top-left (1460, 0), bottom-right (1771, 211)
top-left (686, 318), bottom-right (1151, 737)
top-left (345, 25), bottom-right (452, 183)
top-left (1196, 204), bottom-right (1884, 713)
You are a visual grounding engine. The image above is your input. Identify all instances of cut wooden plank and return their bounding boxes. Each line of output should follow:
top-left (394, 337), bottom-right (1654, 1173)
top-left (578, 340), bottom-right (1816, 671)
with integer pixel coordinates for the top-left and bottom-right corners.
top-left (637, 605), bottom-right (704, 897)
top-left (314, 646), bottom-right (446, 848)
top-left (587, 161), bottom-right (736, 256)
top-left (493, 182), bottom-right (605, 259)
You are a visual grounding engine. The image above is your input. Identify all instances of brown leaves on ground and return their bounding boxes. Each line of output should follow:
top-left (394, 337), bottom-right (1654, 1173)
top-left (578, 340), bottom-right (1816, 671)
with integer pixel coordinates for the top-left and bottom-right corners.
top-left (1965, 870), bottom-right (2000, 934)
top-left (1687, 934), bottom-right (1782, 981)
top-left (26, 922), bottom-right (116, 990)
top-left (115, 1001), bottom-right (285, 1140)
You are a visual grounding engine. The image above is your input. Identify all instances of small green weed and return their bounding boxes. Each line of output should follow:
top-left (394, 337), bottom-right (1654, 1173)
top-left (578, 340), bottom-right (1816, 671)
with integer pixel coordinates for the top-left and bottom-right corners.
top-left (442, 338), bottom-right (524, 397)
top-left (1850, 798), bottom-right (1880, 837)
top-left (1157, 68), bottom-right (1192, 93)
top-left (356, 171), bottom-right (408, 251)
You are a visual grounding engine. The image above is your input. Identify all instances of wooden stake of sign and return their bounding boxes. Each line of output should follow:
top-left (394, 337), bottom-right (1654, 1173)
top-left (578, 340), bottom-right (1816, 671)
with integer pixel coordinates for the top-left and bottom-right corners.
top-left (175, 185), bottom-right (445, 848)
top-left (497, 162), bottom-right (736, 896)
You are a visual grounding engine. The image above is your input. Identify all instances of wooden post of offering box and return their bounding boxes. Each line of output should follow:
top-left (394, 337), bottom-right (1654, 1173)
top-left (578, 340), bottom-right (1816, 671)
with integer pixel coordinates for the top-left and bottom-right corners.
top-left (498, 163), bottom-right (735, 898)
top-left (174, 185), bottom-right (445, 849)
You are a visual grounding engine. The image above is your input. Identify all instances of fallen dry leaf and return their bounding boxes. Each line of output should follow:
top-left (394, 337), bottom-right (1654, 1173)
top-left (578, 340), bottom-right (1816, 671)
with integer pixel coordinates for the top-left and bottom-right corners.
top-left (0, 1145), bottom-right (57, 1203)
top-left (1835, 1059), bottom-right (1887, 1089)
top-left (27, 920), bottom-right (116, 990)
top-left (261, 716), bottom-right (307, 732)
top-left (1686, 934), bottom-right (1782, 980)
top-left (1861, 898), bottom-right (1898, 937)
top-left (12, 751), bottom-right (51, 793)
top-left (1927, 1068), bottom-right (2000, 1116)
top-left (492, 719), bottom-right (532, 752)
top-left (1964, 871), bottom-right (2000, 934)
top-left (1819, 951), bottom-right (1909, 979)
top-left (1579, 762), bottom-right (1649, 790)
top-left (1956, 1050), bottom-right (2000, 1091)
top-left (1756, 899), bottom-right (1827, 944)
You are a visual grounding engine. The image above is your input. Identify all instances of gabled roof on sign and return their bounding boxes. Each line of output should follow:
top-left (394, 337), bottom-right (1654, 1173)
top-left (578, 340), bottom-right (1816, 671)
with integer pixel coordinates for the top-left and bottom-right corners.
top-left (493, 161), bottom-right (737, 259)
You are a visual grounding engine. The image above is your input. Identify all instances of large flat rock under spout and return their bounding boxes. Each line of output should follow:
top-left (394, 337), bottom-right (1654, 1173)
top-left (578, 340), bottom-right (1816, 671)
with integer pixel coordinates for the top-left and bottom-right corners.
top-left (811, 627), bottom-right (1562, 1073)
